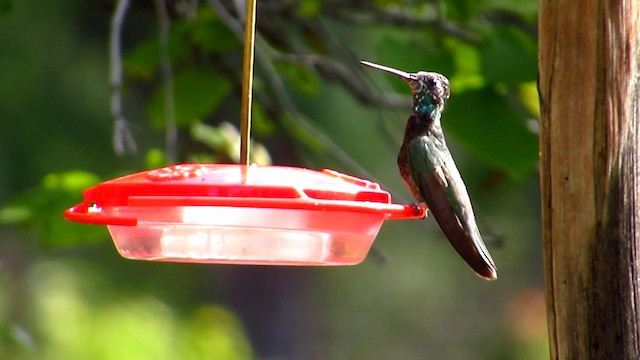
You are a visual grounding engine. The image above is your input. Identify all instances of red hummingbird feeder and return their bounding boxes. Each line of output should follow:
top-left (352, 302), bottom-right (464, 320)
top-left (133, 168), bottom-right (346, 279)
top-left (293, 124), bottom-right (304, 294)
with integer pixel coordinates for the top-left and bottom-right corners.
top-left (64, 164), bottom-right (423, 265)
top-left (63, 0), bottom-right (424, 265)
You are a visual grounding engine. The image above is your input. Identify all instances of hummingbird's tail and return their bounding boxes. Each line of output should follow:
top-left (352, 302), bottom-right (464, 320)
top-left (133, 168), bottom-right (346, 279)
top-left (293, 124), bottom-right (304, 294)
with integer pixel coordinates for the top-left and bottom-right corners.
top-left (417, 167), bottom-right (498, 280)
top-left (430, 208), bottom-right (498, 280)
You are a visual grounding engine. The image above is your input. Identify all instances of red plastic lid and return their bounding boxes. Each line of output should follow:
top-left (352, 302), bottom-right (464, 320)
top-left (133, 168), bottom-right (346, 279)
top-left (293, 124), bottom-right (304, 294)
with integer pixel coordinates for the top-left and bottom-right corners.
top-left (64, 164), bottom-right (424, 226)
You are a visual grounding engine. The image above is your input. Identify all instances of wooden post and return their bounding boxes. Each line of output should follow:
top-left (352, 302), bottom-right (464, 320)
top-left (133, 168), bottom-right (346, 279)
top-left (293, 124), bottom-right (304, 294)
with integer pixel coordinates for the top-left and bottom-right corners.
top-left (539, 0), bottom-right (640, 358)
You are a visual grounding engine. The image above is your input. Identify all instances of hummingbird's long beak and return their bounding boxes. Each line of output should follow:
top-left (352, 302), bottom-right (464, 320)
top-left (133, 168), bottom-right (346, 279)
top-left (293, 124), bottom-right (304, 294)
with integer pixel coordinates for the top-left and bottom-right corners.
top-left (360, 60), bottom-right (420, 91)
top-left (360, 60), bottom-right (413, 79)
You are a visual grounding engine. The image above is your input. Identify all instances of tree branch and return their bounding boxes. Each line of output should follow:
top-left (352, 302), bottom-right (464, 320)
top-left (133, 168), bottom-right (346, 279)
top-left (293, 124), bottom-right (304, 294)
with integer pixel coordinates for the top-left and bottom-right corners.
top-left (324, 2), bottom-right (480, 43)
top-left (109, 0), bottom-right (137, 155)
top-left (206, 0), bottom-right (382, 181)
top-left (152, 0), bottom-right (177, 163)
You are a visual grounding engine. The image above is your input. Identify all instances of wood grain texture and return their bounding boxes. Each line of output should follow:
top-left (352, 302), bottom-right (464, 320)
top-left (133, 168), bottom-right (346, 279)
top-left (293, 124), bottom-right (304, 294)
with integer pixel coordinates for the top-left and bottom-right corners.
top-left (539, 0), bottom-right (640, 358)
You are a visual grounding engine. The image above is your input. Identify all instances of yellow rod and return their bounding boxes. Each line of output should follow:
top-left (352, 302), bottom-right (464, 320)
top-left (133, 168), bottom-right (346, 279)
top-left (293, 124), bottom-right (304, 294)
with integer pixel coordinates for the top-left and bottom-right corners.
top-left (239, 0), bottom-right (257, 165)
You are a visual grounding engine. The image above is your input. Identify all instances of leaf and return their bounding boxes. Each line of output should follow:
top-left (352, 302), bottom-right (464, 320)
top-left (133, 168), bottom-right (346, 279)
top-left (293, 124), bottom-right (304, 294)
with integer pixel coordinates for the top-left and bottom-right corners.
top-left (190, 122), bottom-right (272, 165)
top-left (486, 0), bottom-right (539, 19)
top-left (443, 0), bottom-right (484, 21)
top-left (518, 81), bottom-right (540, 118)
top-left (375, 36), bottom-right (456, 93)
top-left (190, 122), bottom-right (228, 151)
top-left (251, 102), bottom-right (276, 136)
top-left (148, 69), bottom-right (231, 128)
top-left (444, 86), bottom-right (539, 178)
top-left (188, 8), bottom-right (239, 54)
top-left (123, 22), bottom-right (189, 79)
top-left (296, 0), bottom-right (321, 17)
top-left (479, 25), bottom-right (537, 84)
top-left (275, 63), bottom-right (320, 95)
top-left (144, 148), bottom-right (168, 169)
top-left (0, 171), bottom-right (108, 246)
top-left (281, 113), bottom-right (327, 154)
top-left (446, 38), bottom-right (485, 91)
top-left (178, 306), bottom-right (253, 360)
top-left (377, 36), bottom-right (456, 74)
top-left (0, 0), bottom-right (12, 15)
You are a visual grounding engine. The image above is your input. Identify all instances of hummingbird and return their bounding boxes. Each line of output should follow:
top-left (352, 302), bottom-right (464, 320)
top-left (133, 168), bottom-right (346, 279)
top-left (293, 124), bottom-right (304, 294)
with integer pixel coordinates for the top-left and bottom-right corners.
top-left (361, 60), bottom-right (497, 280)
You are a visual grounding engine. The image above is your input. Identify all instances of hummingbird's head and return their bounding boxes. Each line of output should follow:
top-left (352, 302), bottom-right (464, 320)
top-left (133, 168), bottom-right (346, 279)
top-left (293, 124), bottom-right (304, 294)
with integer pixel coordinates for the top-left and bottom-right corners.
top-left (360, 60), bottom-right (450, 117)
top-left (408, 72), bottom-right (450, 116)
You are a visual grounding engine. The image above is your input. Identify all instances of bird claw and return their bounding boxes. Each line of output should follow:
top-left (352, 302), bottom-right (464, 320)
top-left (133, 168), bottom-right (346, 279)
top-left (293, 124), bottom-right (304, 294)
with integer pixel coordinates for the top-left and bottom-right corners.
top-left (411, 202), bottom-right (427, 218)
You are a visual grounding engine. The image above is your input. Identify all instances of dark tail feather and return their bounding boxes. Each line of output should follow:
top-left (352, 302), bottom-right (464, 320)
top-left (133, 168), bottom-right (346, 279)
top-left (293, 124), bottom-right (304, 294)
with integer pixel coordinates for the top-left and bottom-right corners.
top-left (420, 173), bottom-right (498, 280)
top-left (431, 209), bottom-right (498, 280)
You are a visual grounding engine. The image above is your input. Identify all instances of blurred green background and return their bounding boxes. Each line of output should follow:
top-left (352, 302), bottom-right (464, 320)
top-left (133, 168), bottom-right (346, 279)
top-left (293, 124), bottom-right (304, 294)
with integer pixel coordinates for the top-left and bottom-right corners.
top-left (0, 0), bottom-right (546, 359)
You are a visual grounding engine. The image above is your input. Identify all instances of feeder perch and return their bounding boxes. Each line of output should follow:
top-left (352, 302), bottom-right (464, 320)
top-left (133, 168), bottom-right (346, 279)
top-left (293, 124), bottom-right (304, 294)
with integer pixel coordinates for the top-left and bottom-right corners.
top-left (64, 164), bottom-right (424, 265)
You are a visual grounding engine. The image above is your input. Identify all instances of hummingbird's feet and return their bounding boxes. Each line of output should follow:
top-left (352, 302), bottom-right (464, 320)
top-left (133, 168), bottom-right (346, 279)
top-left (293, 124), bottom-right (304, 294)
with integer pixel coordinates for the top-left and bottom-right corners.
top-left (411, 202), bottom-right (428, 218)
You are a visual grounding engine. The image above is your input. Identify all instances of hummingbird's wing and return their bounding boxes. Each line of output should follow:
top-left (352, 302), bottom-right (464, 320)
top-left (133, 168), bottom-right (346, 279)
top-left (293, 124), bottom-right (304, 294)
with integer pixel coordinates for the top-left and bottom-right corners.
top-left (407, 136), bottom-right (497, 280)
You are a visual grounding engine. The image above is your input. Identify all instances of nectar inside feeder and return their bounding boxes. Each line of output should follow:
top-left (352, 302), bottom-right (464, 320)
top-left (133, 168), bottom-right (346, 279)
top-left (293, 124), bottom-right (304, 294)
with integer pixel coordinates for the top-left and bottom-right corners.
top-left (64, 164), bottom-right (424, 266)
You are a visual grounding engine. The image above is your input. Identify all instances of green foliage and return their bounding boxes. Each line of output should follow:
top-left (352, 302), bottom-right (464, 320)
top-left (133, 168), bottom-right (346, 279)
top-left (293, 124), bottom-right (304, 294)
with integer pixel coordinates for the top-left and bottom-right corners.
top-left (0, 171), bottom-right (107, 246)
top-left (444, 0), bottom-right (538, 22)
top-left (444, 0), bottom-right (483, 21)
top-left (370, 28), bottom-right (538, 178)
top-left (486, 0), bottom-right (538, 18)
top-left (274, 63), bottom-right (320, 95)
top-left (187, 8), bottom-right (239, 54)
top-left (124, 0), bottom-right (540, 178)
top-left (0, 0), bottom-right (11, 15)
top-left (480, 26), bottom-right (537, 84)
top-left (124, 8), bottom-right (239, 80)
top-left (29, 263), bottom-right (253, 360)
top-left (447, 39), bottom-right (485, 90)
top-left (190, 122), bottom-right (272, 165)
top-left (518, 81), bottom-right (540, 118)
top-left (296, 0), bottom-right (321, 17)
top-left (179, 306), bottom-right (254, 359)
top-left (123, 23), bottom-right (190, 80)
top-left (446, 25), bottom-right (538, 177)
top-left (280, 114), bottom-right (327, 154)
top-left (445, 87), bottom-right (538, 178)
top-left (251, 103), bottom-right (276, 137)
top-left (148, 68), bottom-right (231, 128)
top-left (376, 36), bottom-right (457, 91)
top-left (145, 148), bottom-right (169, 169)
